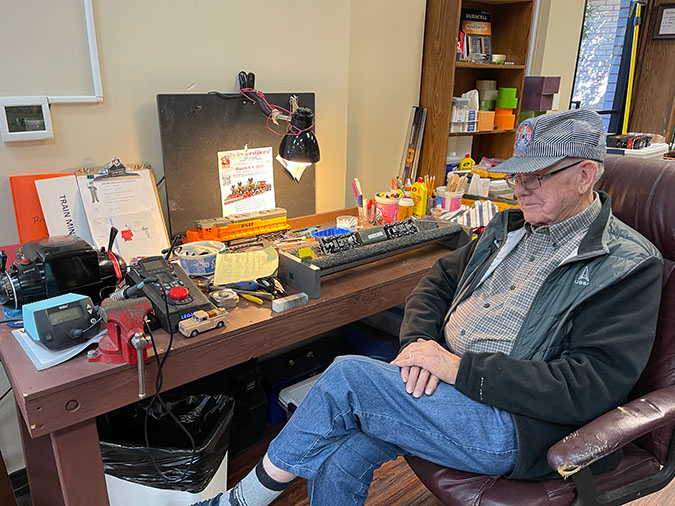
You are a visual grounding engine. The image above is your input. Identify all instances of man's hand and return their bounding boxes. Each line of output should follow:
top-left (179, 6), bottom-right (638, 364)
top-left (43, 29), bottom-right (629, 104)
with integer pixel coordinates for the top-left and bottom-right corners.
top-left (391, 339), bottom-right (462, 397)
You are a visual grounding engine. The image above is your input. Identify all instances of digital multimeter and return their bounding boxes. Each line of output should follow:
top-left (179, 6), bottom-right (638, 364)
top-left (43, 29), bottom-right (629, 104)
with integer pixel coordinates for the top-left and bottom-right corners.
top-left (22, 293), bottom-right (100, 350)
top-left (126, 256), bottom-right (213, 332)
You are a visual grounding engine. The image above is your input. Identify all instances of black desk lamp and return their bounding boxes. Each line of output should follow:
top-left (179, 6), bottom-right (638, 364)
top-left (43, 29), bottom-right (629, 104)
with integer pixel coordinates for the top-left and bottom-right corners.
top-left (237, 71), bottom-right (320, 168)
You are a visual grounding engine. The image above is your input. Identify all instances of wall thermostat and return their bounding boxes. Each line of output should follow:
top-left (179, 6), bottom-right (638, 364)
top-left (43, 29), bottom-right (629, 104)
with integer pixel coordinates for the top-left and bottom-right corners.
top-left (0, 96), bottom-right (53, 142)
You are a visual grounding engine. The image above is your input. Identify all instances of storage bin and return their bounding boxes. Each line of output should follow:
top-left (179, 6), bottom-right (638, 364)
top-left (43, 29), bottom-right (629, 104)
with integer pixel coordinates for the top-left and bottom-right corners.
top-left (278, 375), bottom-right (321, 419)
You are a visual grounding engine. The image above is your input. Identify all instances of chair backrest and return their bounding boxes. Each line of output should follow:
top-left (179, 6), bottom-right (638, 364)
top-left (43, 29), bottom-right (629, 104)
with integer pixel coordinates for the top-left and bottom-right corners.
top-left (596, 155), bottom-right (675, 464)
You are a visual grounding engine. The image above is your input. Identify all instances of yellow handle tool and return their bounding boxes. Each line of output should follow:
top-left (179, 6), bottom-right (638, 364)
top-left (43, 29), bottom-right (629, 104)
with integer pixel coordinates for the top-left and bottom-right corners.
top-left (239, 292), bottom-right (264, 305)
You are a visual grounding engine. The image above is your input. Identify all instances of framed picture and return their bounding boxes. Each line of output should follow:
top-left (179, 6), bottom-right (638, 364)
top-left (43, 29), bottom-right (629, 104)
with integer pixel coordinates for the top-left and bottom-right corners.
top-left (653, 3), bottom-right (675, 39)
top-left (0, 96), bottom-right (53, 142)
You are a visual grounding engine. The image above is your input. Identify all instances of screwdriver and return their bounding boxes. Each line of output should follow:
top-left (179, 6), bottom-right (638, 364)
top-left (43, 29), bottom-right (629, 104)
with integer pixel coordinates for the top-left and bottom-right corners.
top-left (238, 292), bottom-right (263, 305)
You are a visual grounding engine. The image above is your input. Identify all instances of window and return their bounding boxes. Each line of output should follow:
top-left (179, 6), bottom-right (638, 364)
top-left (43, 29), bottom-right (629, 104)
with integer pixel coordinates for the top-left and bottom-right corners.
top-left (570, 0), bottom-right (633, 132)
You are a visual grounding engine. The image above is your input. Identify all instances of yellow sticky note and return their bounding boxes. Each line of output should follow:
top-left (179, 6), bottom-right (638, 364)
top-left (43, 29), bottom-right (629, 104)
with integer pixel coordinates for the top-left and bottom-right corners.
top-left (214, 246), bottom-right (279, 285)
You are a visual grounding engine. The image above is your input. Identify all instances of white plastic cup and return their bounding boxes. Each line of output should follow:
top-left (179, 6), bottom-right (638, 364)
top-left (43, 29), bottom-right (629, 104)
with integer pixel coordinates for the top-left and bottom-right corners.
top-left (445, 191), bottom-right (464, 212)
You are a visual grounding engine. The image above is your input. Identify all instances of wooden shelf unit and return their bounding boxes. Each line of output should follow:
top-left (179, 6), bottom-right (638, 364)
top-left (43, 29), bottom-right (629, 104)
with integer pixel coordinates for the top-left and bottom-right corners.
top-left (419, 0), bottom-right (534, 183)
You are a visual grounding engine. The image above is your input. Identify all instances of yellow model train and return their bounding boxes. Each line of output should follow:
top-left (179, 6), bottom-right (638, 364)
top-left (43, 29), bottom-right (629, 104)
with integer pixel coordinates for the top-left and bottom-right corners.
top-left (185, 208), bottom-right (290, 243)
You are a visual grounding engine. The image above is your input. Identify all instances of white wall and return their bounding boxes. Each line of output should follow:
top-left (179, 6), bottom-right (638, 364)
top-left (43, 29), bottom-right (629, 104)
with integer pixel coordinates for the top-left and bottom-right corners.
top-left (345, 0), bottom-right (427, 204)
top-left (529, 0), bottom-right (586, 110)
top-left (0, 0), bottom-right (352, 247)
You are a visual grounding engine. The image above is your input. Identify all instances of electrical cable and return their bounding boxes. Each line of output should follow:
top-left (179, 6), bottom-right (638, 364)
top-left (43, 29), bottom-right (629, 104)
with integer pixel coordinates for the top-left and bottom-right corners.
top-left (209, 83), bottom-right (314, 138)
top-left (0, 387), bottom-right (12, 403)
top-left (69, 316), bottom-right (102, 339)
top-left (142, 282), bottom-right (197, 483)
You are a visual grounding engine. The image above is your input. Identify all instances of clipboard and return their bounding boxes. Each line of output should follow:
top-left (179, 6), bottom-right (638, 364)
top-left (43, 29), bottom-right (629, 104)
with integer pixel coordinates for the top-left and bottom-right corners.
top-left (75, 159), bottom-right (170, 261)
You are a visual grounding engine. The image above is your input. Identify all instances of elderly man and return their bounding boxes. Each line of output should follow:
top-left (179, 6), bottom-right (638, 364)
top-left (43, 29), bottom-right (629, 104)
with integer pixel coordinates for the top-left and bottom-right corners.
top-left (193, 109), bottom-right (662, 506)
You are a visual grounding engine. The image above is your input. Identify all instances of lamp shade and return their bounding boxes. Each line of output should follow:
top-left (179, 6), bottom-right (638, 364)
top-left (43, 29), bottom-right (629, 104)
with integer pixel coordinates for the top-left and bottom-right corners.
top-left (279, 107), bottom-right (320, 164)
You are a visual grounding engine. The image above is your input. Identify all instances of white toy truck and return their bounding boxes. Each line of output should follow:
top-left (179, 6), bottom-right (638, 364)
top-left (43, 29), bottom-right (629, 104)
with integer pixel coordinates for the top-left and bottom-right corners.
top-left (178, 308), bottom-right (228, 338)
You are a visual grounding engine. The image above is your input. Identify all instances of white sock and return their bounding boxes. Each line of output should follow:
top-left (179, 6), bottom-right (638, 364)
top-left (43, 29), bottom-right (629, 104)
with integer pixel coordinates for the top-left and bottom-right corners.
top-left (225, 459), bottom-right (290, 506)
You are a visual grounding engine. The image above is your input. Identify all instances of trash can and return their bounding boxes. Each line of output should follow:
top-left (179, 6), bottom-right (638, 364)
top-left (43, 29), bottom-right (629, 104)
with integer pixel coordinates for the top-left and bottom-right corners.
top-left (98, 391), bottom-right (234, 505)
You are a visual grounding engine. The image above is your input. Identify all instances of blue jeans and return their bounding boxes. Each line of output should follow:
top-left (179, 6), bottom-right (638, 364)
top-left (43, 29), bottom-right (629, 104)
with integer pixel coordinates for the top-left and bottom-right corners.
top-left (267, 355), bottom-right (517, 505)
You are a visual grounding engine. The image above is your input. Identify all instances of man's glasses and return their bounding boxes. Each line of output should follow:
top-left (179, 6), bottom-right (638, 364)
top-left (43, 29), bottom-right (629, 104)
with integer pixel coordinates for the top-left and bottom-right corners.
top-left (505, 160), bottom-right (583, 190)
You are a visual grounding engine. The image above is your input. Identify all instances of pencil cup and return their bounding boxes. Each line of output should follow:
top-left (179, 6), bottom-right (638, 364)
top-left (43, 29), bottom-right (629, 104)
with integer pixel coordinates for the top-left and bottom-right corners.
top-left (445, 191), bottom-right (464, 212)
top-left (357, 205), bottom-right (367, 230)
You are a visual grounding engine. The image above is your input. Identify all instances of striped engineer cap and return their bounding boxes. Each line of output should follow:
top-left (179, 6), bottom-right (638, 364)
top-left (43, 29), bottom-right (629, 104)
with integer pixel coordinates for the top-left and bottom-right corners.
top-left (491, 109), bottom-right (606, 174)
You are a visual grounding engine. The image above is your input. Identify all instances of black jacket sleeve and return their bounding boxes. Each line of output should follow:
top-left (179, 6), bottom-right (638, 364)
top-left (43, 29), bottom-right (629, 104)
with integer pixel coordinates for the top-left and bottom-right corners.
top-left (454, 255), bottom-right (663, 426)
top-left (399, 241), bottom-right (477, 350)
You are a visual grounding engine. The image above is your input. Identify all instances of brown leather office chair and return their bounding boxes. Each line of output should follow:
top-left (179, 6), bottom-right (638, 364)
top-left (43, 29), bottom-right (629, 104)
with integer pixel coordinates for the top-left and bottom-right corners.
top-left (405, 155), bottom-right (675, 505)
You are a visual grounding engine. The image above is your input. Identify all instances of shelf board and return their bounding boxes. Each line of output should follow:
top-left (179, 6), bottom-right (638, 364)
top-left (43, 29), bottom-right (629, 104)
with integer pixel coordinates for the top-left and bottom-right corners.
top-left (455, 63), bottom-right (526, 70)
top-left (449, 129), bottom-right (516, 137)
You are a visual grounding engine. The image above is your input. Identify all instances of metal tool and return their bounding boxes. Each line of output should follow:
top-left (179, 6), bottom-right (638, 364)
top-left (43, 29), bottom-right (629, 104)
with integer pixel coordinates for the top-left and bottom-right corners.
top-left (130, 332), bottom-right (149, 398)
top-left (88, 297), bottom-right (153, 399)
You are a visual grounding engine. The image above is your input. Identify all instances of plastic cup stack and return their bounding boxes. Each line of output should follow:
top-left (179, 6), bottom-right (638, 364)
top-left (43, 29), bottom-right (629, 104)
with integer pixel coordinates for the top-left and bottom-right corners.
top-left (494, 88), bottom-right (518, 130)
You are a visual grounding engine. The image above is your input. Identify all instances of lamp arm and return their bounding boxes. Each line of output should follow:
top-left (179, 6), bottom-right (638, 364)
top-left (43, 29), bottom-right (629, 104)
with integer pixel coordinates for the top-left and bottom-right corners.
top-left (243, 89), bottom-right (274, 117)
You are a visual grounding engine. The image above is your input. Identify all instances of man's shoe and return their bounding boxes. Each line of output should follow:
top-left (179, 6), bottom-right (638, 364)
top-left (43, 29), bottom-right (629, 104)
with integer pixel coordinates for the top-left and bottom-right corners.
top-left (189, 492), bottom-right (223, 506)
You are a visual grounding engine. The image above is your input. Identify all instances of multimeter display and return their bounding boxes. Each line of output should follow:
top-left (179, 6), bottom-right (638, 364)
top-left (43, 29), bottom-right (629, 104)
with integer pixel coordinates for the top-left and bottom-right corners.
top-left (141, 258), bottom-right (167, 271)
top-left (48, 306), bottom-right (85, 325)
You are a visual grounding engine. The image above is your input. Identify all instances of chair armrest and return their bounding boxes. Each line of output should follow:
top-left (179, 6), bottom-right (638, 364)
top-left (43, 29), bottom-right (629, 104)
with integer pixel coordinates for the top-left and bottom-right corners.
top-left (547, 385), bottom-right (675, 476)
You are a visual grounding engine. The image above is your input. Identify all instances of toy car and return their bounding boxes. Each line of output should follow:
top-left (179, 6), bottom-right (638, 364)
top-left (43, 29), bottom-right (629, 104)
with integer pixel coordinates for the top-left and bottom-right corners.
top-left (178, 308), bottom-right (228, 338)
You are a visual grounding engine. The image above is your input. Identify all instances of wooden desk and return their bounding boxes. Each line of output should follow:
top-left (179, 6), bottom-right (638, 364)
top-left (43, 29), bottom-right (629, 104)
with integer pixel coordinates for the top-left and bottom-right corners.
top-left (0, 216), bottom-right (451, 506)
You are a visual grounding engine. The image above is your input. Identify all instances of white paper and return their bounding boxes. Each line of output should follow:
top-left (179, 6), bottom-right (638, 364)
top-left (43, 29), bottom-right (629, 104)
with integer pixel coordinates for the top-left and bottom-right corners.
top-left (218, 147), bottom-right (276, 216)
top-left (468, 174), bottom-right (490, 197)
top-left (660, 8), bottom-right (675, 35)
top-left (12, 328), bottom-right (105, 371)
top-left (76, 166), bottom-right (169, 260)
top-left (276, 154), bottom-right (309, 182)
top-left (35, 175), bottom-right (94, 244)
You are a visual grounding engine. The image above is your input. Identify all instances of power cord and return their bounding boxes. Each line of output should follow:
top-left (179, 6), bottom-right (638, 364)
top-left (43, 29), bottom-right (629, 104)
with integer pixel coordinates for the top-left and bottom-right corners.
top-left (0, 387), bottom-right (11, 403)
top-left (70, 316), bottom-right (102, 339)
top-left (142, 282), bottom-right (197, 483)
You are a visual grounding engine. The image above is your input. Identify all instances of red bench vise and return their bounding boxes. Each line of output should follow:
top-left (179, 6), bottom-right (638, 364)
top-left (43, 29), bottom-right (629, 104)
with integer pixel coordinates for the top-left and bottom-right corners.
top-left (88, 297), bottom-right (153, 398)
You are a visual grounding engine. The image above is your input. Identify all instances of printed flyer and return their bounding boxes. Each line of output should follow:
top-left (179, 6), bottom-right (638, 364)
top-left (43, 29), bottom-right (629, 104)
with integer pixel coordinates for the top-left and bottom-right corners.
top-left (218, 146), bottom-right (275, 216)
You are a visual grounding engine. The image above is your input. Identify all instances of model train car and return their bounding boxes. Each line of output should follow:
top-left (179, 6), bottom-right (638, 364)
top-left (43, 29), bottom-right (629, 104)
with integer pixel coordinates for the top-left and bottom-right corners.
top-left (185, 208), bottom-right (290, 243)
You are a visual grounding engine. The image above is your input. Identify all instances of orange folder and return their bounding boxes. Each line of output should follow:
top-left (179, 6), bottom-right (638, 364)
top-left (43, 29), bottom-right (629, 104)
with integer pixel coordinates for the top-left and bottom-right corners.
top-left (9, 174), bottom-right (74, 243)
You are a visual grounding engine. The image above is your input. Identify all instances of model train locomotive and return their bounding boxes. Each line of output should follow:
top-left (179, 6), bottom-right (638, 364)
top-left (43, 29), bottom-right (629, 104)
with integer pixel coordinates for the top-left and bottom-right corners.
top-left (184, 208), bottom-right (290, 243)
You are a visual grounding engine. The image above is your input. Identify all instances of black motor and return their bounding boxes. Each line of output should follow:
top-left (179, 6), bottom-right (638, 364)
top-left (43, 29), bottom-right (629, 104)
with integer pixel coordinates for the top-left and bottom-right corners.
top-left (0, 231), bottom-right (126, 310)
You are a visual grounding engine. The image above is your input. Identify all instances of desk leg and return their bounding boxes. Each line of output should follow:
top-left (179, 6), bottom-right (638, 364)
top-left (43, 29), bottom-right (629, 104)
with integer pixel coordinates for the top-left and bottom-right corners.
top-left (19, 415), bottom-right (65, 506)
top-left (51, 419), bottom-right (110, 506)
top-left (20, 415), bottom-right (109, 506)
top-left (0, 447), bottom-right (17, 506)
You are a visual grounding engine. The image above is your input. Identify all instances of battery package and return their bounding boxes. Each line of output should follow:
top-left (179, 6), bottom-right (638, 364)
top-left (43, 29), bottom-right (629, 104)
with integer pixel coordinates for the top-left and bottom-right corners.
top-left (460, 9), bottom-right (492, 63)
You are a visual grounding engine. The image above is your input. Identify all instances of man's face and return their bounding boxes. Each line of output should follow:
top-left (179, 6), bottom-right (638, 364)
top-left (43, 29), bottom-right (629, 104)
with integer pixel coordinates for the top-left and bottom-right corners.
top-left (512, 158), bottom-right (593, 227)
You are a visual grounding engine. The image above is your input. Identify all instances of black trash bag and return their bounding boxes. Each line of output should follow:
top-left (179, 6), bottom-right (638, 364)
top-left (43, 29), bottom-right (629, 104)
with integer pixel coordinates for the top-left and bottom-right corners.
top-left (98, 392), bottom-right (234, 493)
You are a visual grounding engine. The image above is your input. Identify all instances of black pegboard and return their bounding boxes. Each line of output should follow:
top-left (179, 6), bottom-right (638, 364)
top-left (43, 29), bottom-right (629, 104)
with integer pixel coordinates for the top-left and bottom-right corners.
top-left (157, 93), bottom-right (317, 236)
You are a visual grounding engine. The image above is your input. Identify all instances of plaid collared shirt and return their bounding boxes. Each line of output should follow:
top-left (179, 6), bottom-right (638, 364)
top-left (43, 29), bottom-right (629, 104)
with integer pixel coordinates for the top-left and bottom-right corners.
top-left (445, 194), bottom-right (601, 356)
